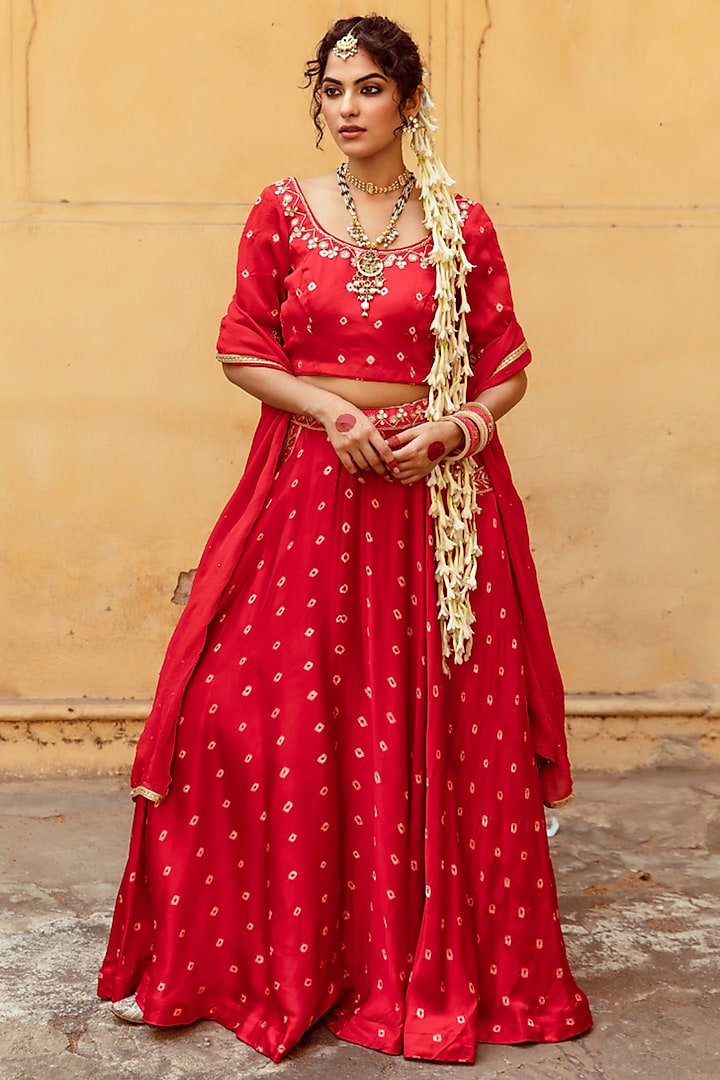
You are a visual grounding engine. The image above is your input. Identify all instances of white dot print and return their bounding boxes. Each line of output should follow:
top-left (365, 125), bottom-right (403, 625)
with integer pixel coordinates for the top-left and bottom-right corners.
top-left (105, 217), bottom-right (590, 1063)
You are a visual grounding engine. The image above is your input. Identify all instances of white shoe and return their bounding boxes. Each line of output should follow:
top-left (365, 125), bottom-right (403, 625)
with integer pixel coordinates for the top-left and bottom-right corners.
top-left (111, 996), bottom-right (145, 1024)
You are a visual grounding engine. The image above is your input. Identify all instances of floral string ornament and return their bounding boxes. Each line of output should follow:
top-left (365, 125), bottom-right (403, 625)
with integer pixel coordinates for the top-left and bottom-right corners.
top-left (407, 89), bottom-right (480, 669)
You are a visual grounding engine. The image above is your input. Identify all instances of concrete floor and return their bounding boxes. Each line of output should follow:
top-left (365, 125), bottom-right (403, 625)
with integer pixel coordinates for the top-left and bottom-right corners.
top-left (1, 768), bottom-right (718, 1080)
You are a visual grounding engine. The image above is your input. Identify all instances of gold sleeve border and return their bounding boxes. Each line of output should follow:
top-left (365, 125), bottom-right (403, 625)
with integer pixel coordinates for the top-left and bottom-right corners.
top-left (491, 340), bottom-right (529, 378)
top-left (216, 354), bottom-right (287, 372)
top-left (130, 785), bottom-right (163, 804)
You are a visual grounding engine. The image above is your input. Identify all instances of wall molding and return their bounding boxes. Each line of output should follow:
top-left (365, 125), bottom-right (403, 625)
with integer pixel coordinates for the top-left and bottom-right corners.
top-left (3, 201), bottom-right (718, 232)
top-left (1, 692), bottom-right (718, 724)
top-left (1, 694), bottom-right (717, 778)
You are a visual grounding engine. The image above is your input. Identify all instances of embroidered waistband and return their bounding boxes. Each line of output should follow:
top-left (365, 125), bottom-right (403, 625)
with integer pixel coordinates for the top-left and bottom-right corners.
top-left (290, 398), bottom-right (428, 434)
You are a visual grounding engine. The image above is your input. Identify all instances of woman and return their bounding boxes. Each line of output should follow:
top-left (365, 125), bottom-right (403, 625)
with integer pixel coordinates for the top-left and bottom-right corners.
top-left (99, 14), bottom-right (592, 1064)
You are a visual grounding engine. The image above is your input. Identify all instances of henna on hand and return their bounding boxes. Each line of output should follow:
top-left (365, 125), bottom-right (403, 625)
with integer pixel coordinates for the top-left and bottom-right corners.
top-left (335, 413), bottom-right (357, 433)
top-left (427, 440), bottom-right (446, 461)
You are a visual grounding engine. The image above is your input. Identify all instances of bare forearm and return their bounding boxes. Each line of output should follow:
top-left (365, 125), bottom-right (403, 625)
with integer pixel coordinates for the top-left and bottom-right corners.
top-left (471, 369), bottom-right (527, 421)
top-left (222, 363), bottom-right (345, 424)
top-left (221, 361), bottom-right (400, 479)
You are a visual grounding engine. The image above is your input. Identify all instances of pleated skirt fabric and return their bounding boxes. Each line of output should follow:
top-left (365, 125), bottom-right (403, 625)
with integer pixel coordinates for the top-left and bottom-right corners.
top-left (99, 403), bottom-right (592, 1062)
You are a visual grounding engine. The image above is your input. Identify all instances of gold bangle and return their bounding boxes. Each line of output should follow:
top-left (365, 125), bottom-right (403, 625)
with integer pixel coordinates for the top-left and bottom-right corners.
top-left (442, 415), bottom-right (472, 460)
top-left (464, 401), bottom-right (496, 442)
top-left (455, 410), bottom-right (489, 452)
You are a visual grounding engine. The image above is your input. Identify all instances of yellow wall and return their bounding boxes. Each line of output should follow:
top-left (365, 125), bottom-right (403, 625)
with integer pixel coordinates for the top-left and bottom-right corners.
top-left (2, 2), bottom-right (718, 716)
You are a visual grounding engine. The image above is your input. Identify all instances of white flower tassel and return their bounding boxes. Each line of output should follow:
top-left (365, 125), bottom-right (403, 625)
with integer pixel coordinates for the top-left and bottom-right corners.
top-left (411, 89), bottom-right (479, 669)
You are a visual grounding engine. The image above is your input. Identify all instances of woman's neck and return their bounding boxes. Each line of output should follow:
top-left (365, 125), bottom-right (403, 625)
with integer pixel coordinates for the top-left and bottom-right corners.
top-left (345, 148), bottom-right (409, 190)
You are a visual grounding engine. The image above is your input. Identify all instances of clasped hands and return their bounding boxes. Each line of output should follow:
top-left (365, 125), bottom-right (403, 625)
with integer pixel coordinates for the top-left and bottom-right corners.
top-left (324, 406), bottom-right (463, 485)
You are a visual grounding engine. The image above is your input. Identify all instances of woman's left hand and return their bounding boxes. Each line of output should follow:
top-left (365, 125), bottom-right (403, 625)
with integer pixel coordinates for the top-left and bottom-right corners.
top-left (386, 421), bottom-right (463, 485)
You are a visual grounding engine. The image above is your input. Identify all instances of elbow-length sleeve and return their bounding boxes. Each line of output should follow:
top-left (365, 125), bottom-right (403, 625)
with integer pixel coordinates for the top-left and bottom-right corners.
top-left (216, 185), bottom-right (292, 373)
top-left (463, 203), bottom-right (531, 397)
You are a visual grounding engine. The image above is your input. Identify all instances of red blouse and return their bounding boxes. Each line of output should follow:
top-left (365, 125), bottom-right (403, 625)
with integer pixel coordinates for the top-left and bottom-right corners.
top-left (216, 177), bottom-right (529, 385)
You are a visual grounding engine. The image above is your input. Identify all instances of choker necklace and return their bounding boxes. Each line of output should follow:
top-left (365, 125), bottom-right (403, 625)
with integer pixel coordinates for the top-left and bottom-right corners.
top-left (336, 162), bottom-right (415, 317)
top-left (345, 167), bottom-right (413, 196)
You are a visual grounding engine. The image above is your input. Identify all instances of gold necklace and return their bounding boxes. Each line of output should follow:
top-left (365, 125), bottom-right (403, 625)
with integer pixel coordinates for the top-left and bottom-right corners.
top-left (345, 167), bottom-right (413, 195)
top-left (336, 162), bottom-right (415, 317)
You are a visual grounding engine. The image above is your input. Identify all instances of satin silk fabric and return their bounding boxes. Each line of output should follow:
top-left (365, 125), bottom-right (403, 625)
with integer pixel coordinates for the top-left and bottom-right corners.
top-left (134, 181), bottom-right (571, 806)
top-left (215, 178), bottom-right (524, 385)
top-left (100, 186), bottom-right (591, 1062)
top-left (131, 360), bottom-right (571, 808)
top-left (102, 404), bottom-right (591, 1060)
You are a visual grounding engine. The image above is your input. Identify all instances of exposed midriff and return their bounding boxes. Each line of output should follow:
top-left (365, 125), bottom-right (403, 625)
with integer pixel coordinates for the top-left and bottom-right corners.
top-left (296, 374), bottom-right (429, 409)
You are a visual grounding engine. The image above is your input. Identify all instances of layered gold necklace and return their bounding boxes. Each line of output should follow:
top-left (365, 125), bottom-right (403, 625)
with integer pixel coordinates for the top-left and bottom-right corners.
top-left (345, 167), bottom-right (413, 195)
top-left (336, 162), bottom-right (415, 317)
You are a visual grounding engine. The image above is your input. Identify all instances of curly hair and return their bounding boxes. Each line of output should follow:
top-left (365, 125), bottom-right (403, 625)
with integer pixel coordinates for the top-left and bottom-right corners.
top-left (304, 15), bottom-right (424, 147)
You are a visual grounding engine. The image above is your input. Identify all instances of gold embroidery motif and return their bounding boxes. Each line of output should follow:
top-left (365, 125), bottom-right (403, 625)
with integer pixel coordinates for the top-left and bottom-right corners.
top-left (277, 422), bottom-right (300, 466)
top-left (473, 460), bottom-right (493, 495)
top-left (490, 340), bottom-right (528, 378)
top-left (276, 178), bottom-right (433, 271)
top-left (291, 399), bottom-right (428, 435)
top-left (216, 354), bottom-right (287, 371)
top-left (285, 402), bottom-right (492, 493)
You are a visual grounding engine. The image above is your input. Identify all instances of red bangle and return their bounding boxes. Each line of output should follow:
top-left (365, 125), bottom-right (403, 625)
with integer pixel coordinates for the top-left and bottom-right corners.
top-left (454, 410), bottom-right (491, 454)
top-left (462, 402), bottom-right (496, 443)
top-left (456, 411), bottom-right (489, 452)
top-left (444, 413), bottom-right (483, 460)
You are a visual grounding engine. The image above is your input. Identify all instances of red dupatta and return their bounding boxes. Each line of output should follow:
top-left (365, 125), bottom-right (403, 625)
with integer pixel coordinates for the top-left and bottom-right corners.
top-left (466, 321), bottom-right (572, 807)
top-left (131, 191), bottom-right (295, 801)
top-left (130, 402), bottom-right (290, 803)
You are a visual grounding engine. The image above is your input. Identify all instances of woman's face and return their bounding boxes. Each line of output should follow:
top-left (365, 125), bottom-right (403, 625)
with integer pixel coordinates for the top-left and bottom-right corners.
top-left (320, 48), bottom-right (416, 160)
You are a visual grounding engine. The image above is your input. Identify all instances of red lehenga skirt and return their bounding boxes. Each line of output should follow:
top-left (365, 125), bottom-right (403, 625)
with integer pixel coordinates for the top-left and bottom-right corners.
top-left (98, 400), bottom-right (592, 1063)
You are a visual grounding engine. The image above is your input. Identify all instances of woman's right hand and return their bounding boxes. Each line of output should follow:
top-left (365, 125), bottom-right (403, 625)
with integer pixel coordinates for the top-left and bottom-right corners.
top-left (221, 365), bottom-right (399, 478)
top-left (318, 401), bottom-right (400, 479)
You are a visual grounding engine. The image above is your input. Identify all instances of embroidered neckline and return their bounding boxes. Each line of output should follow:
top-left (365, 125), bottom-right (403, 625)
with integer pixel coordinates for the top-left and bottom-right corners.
top-left (287, 177), bottom-right (433, 256)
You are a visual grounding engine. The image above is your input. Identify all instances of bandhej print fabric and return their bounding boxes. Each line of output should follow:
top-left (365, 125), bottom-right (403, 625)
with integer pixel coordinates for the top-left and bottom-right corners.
top-left (98, 181), bottom-right (591, 1062)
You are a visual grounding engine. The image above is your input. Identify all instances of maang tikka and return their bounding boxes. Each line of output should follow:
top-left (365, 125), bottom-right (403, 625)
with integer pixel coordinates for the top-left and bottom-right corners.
top-left (332, 30), bottom-right (359, 60)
